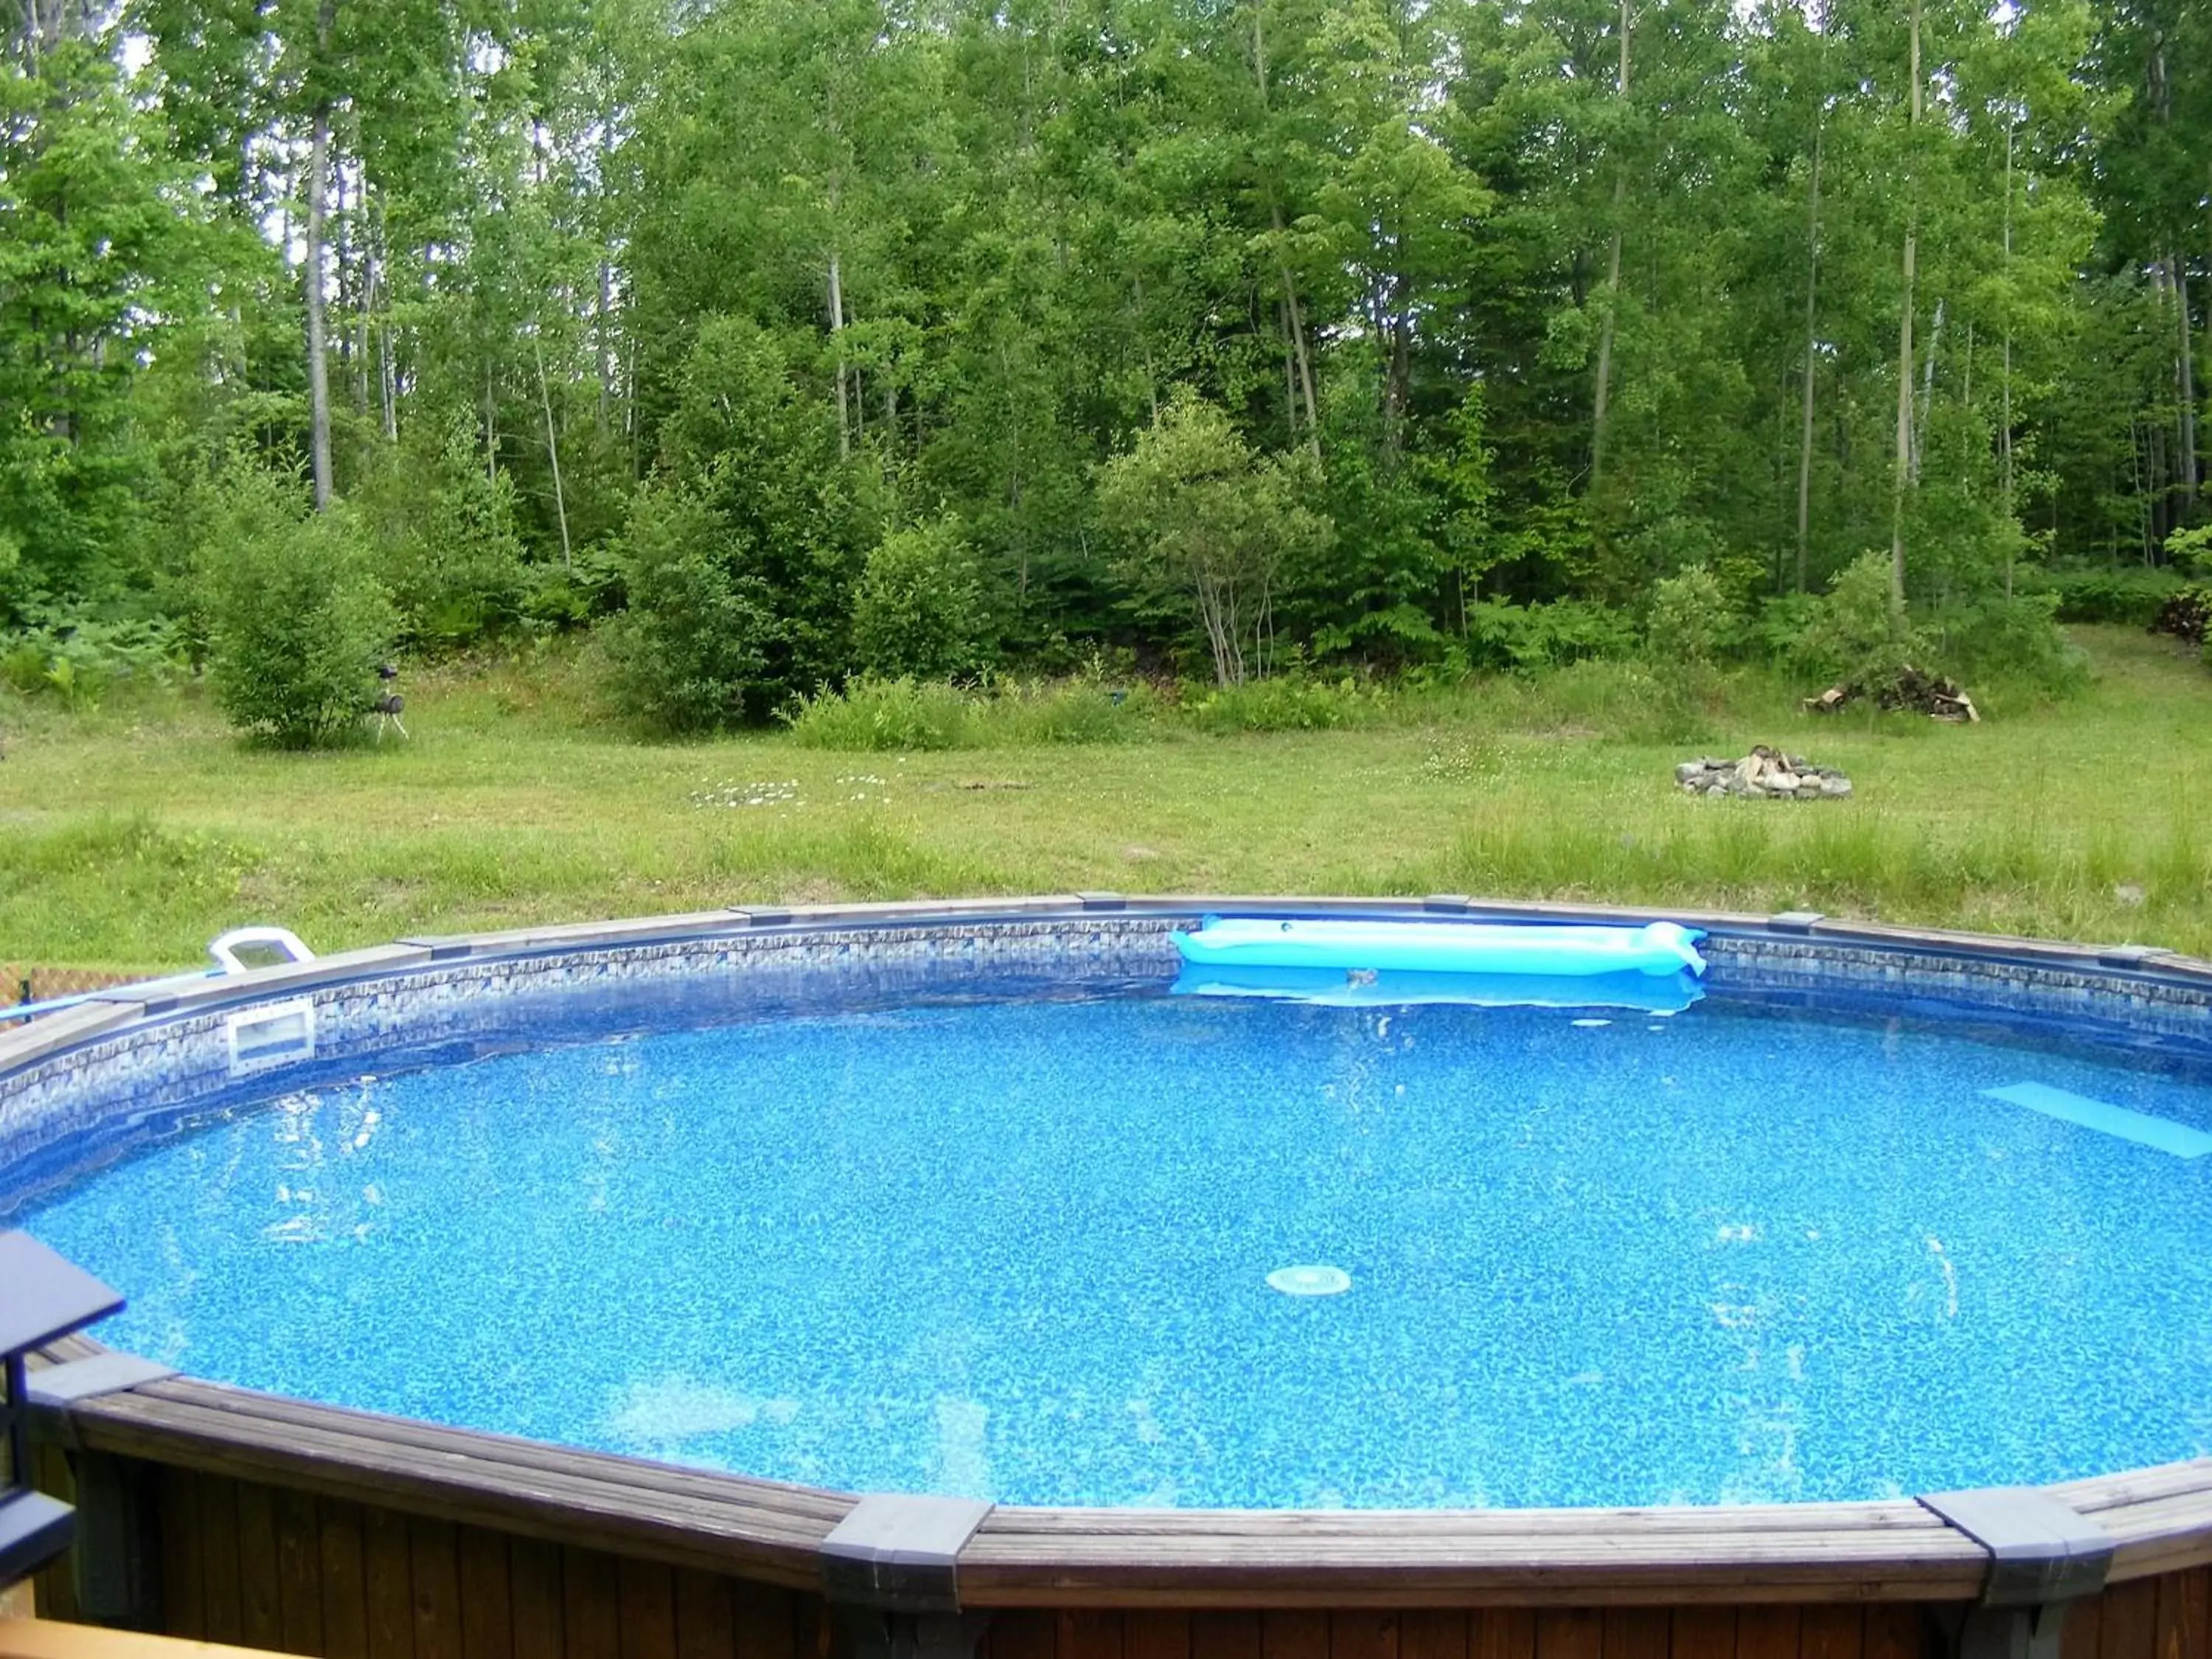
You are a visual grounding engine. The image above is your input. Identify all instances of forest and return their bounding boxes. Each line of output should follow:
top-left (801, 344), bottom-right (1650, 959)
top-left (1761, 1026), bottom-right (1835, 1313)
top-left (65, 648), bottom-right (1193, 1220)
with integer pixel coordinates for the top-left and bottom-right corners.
top-left (0, 0), bottom-right (2206, 738)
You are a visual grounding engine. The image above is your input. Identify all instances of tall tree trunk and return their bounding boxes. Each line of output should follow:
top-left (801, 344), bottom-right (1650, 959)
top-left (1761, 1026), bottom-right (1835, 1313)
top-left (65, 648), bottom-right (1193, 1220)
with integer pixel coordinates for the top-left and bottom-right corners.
top-left (1795, 112), bottom-right (1824, 595)
top-left (597, 127), bottom-right (617, 437)
top-left (1273, 207), bottom-right (1320, 458)
top-left (1590, 0), bottom-right (1631, 488)
top-left (1914, 297), bottom-right (1944, 482)
top-left (2000, 122), bottom-right (2014, 598)
top-left (1252, 6), bottom-right (1319, 459)
top-left (372, 195), bottom-right (396, 441)
top-left (1888, 0), bottom-right (1921, 616)
top-left (304, 0), bottom-right (336, 510)
top-left (1133, 275), bottom-right (1160, 424)
top-left (597, 257), bottom-right (616, 437)
top-left (2176, 254), bottom-right (2199, 515)
top-left (535, 333), bottom-right (571, 569)
top-left (828, 249), bottom-right (850, 461)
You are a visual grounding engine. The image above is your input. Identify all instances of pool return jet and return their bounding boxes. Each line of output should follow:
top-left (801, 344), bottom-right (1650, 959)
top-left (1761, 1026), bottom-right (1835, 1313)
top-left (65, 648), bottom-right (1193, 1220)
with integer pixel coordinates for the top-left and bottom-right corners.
top-left (1171, 916), bottom-right (1708, 1014)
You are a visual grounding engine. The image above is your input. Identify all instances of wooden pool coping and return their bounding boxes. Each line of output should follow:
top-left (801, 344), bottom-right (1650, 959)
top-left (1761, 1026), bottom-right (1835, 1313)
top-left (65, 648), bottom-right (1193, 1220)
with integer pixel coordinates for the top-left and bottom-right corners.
top-left (17, 896), bottom-right (2212, 1613)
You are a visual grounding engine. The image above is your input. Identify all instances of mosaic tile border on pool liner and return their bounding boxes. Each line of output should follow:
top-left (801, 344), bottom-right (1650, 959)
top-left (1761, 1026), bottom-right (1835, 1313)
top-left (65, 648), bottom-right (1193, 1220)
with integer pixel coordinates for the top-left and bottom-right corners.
top-left (9, 900), bottom-right (2212, 1211)
top-left (0, 915), bottom-right (1183, 1203)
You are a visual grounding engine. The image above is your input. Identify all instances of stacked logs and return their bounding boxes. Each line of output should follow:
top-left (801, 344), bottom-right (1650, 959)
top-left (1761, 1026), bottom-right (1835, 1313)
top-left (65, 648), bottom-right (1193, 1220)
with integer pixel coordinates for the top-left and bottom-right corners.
top-left (1802, 666), bottom-right (1978, 723)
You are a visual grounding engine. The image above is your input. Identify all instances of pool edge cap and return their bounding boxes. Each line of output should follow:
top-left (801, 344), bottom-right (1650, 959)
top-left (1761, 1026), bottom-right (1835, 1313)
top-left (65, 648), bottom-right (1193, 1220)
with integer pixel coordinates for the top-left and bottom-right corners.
top-left (822, 1493), bottom-right (995, 1614)
top-left (1920, 1486), bottom-right (2114, 1607)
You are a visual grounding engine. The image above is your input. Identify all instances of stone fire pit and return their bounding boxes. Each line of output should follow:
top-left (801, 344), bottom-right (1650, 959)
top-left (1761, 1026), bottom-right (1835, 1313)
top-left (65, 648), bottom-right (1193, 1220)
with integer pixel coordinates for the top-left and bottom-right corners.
top-left (1677, 745), bottom-right (1851, 800)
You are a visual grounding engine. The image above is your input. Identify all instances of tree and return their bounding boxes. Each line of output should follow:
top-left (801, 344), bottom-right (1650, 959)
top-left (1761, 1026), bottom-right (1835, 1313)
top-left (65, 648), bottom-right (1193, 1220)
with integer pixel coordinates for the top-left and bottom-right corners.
top-left (1096, 394), bottom-right (1332, 685)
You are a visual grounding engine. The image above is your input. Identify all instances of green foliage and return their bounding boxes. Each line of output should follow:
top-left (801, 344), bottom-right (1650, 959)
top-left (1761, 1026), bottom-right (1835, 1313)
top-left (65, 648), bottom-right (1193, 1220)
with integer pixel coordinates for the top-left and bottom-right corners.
top-left (0, 0), bottom-right (2196, 708)
top-left (1464, 601), bottom-right (1640, 672)
top-left (1793, 553), bottom-right (1925, 693)
top-left (0, 610), bottom-right (185, 709)
top-left (1096, 394), bottom-right (1334, 687)
top-left (1644, 566), bottom-right (1740, 668)
top-left (2166, 527), bottom-right (2212, 577)
top-left (852, 517), bottom-right (990, 681)
top-left (599, 482), bottom-right (774, 735)
top-left (785, 677), bottom-right (973, 751)
top-left (2017, 565), bottom-right (2188, 625)
top-left (360, 418), bottom-right (532, 653)
top-left (1179, 676), bottom-right (1382, 734)
top-left (980, 680), bottom-right (1158, 745)
top-left (1930, 593), bottom-right (2087, 700)
top-left (198, 469), bottom-right (395, 748)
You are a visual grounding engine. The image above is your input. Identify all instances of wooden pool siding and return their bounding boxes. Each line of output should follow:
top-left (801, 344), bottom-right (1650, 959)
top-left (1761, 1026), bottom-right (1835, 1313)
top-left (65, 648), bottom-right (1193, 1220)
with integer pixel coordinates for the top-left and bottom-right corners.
top-left (26, 1405), bottom-right (2212, 1659)
top-left (29, 1455), bottom-right (2212, 1659)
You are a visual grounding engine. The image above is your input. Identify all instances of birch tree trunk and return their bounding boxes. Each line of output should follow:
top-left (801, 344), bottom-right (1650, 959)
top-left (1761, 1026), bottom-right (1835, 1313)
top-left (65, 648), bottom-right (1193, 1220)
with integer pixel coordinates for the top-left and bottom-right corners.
top-left (1252, 7), bottom-right (1318, 458)
top-left (305, 0), bottom-right (336, 510)
top-left (828, 248), bottom-right (850, 461)
top-left (2177, 254), bottom-right (2199, 515)
top-left (1590, 0), bottom-right (1631, 489)
top-left (535, 333), bottom-right (572, 568)
top-left (1795, 112), bottom-right (1823, 594)
top-left (1888, 0), bottom-right (1921, 615)
top-left (2001, 122), bottom-right (2014, 597)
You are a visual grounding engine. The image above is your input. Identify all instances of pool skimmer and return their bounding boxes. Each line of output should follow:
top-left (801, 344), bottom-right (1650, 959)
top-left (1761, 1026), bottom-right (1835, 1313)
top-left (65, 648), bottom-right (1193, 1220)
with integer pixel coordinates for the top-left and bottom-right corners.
top-left (1267, 1265), bottom-right (1352, 1297)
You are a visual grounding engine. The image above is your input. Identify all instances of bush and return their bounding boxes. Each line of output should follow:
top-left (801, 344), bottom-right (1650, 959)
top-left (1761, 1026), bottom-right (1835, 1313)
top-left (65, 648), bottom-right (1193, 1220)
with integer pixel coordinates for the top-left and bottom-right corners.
top-left (601, 482), bottom-right (775, 734)
top-left (852, 517), bottom-right (990, 681)
top-left (2166, 525), bottom-right (2212, 576)
top-left (1179, 675), bottom-right (1382, 733)
top-left (200, 472), bottom-right (395, 748)
top-left (1930, 591), bottom-right (2087, 698)
top-left (784, 676), bottom-right (974, 751)
top-left (368, 417), bottom-right (532, 653)
top-left (978, 678), bottom-right (1159, 745)
top-left (1464, 599), bottom-right (1638, 672)
top-left (1644, 565), bottom-right (1739, 668)
top-left (0, 608), bottom-right (184, 709)
top-left (2016, 565), bottom-right (2187, 626)
top-left (1792, 552), bottom-right (1922, 693)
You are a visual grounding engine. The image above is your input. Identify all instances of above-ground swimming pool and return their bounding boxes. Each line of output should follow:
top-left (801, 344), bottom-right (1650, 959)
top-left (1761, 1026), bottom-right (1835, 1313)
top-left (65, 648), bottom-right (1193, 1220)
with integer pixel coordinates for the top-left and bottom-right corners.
top-left (9, 902), bottom-right (2212, 1514)
top-left (13, 899), bottom-right (2212, 1659)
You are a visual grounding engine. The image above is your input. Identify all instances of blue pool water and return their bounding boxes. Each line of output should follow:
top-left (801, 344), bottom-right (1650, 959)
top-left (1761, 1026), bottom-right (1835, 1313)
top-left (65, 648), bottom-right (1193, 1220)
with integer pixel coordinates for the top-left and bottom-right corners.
top-left (19, 986), bottom-right (2212, 1509)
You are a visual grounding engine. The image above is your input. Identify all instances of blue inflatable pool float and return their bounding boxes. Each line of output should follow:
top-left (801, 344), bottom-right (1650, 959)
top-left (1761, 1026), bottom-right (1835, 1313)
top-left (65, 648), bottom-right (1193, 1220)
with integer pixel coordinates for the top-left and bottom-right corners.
top-left (1172, 963), bottom-right (1705, 1015)
top-left (1174, 917), bottom-right (1707, 978)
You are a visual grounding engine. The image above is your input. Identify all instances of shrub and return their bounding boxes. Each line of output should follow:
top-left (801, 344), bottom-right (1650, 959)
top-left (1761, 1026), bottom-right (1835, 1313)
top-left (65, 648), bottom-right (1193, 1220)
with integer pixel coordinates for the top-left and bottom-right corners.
top-left (201, 473), bottom-right (395, 748)
top-left (600, 482), bottom-right (775, 734)
top-left (852, 516), bottom-right (990, 681)
top-left (785, 676), bottom-right (973, 751)
top-left (1793, 552), bottom-right (1922, 693)
top-left (0, 608), bottom-right (184, 709)
top-left (2166, 525), bottom-right (2212, 575)
top-left (1644, 564), bottom-right (1739, 668)
top-left (1464, 599), bottom-right (1638, 671)
top-left (1180, 675), bottom-right (1381, 733)
top-left (1096, 392), bottom-right (1333, 686)
top-left (980, 679), bottom-right (1161, 745)
top-left (2016, 565), bottom-right (2187, 626)
top-left (375, 419), bottom-right (532, 652)
top-left (1930, 591), bottom-right (2087, 698)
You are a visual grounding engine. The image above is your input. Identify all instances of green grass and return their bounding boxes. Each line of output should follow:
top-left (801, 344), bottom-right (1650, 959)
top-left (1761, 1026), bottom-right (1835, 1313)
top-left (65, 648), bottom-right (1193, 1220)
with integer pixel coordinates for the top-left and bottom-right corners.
top-left (1, 627), bottom-right (2205, 973)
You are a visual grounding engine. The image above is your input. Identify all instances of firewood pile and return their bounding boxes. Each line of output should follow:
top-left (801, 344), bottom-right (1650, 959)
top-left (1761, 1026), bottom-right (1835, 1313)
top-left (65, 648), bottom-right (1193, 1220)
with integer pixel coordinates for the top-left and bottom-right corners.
top-left (1802, 665), bottom-right (1978, 723)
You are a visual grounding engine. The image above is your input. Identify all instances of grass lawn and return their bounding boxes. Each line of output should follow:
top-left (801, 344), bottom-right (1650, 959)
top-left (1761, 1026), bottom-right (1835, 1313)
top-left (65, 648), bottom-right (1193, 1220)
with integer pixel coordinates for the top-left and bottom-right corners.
top-left (1, 626), bottom-right (2206, 973)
